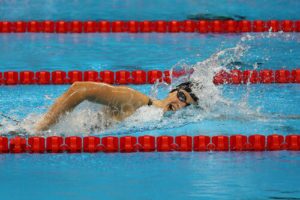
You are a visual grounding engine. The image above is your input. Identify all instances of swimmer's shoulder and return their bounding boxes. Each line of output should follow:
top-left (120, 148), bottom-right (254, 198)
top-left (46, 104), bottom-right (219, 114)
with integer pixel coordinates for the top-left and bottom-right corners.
top-left (115, 85), bottom-right (150, 105)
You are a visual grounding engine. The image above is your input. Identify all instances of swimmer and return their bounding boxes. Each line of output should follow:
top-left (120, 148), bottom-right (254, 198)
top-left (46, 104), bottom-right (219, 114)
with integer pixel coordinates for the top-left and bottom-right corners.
top-left (34, 81), bottom-right (199, 131)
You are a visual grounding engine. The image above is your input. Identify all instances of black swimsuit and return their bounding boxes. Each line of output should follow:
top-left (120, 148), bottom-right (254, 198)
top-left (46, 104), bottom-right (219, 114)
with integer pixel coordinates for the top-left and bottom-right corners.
top-left (148, 98), bottom-right (153, 106)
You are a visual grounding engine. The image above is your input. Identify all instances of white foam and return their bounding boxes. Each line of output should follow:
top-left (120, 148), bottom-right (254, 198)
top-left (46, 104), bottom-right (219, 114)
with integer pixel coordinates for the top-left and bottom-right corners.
top-left (0, 32), bottom-right (297, 136)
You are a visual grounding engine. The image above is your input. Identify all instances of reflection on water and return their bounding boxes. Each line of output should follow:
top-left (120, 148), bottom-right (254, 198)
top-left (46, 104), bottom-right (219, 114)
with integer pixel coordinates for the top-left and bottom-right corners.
top-left (0, 32), bottom-right (299, 136)
top-left (0, 151), bottom-right (299, 199)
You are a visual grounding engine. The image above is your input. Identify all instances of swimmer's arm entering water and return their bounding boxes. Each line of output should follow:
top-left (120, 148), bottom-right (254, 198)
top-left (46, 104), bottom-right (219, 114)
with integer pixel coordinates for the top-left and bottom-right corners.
top-left (35, 82), bottom-right (149, 131)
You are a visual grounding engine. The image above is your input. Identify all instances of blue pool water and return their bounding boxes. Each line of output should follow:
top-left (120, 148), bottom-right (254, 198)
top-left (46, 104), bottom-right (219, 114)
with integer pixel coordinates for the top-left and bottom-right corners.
top-left (1, 0), bottom-right (300, 21)
top-left (1, 1), bottom-right (300, 200)
top-left (1, 152), bottom-right (300, 200)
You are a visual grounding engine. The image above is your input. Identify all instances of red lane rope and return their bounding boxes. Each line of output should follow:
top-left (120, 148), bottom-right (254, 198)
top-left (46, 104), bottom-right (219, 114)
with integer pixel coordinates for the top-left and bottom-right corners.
top-left (0, 134), bottom-right (299, 153)
top-left (0, 69), bottom-right (299, 85)
top-left (0, 20), bottom-right (300, 33)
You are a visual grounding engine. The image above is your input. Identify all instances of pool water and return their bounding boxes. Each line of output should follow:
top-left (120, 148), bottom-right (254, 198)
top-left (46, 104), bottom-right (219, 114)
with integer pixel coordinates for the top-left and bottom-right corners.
top-left (1, 1), bottom-right (300, 200)
top-left (1, 0), bottom-right (300, 21)
top-left (0, 33), bottom-right (299, 136)
top-left (1, 152), bottom-right (300, 200)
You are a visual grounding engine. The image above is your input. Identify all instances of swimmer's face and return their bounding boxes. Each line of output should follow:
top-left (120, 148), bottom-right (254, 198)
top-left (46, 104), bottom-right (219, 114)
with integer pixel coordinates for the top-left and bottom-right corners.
top-left (164, 90), bottom-right (196, 112)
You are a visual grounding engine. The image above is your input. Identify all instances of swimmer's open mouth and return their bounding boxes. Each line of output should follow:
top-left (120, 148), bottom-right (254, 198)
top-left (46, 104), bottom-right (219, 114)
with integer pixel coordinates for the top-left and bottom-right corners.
top-left (168, 104), bottom-right (175, 111)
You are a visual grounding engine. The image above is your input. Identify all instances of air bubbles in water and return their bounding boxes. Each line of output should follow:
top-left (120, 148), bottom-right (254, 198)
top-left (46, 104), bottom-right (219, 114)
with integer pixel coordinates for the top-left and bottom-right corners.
top-left (1, 32), bottom-right (297, 136)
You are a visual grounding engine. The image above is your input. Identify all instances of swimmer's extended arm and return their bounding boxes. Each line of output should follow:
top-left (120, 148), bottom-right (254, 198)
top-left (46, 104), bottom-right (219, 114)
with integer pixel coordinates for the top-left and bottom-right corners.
top-left (35, 82), bottom-right (149, 131)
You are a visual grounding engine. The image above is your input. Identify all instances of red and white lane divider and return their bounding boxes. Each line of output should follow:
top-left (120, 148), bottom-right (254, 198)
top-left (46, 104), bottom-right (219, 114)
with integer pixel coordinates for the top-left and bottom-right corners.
top-left (0, 69), bottom-right (299, 85)
top-left (0, 134), bottom-right (299, 153)
top-left (0, 20), bottom-right (300, 33)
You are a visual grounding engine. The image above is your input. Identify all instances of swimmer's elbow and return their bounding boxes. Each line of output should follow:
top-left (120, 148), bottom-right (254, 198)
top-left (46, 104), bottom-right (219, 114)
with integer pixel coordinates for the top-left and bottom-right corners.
top-left (70, 81), bottom-right (87, 89)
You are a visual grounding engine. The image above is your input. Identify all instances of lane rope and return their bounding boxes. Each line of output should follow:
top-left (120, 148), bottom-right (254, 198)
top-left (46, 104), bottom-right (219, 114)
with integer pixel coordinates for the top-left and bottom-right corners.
top-left (0, 20), bottom-right (300, 33)
top-left (0, 69), bottom-right (299, 85)
top-left (0, 134), bottom-right (299, 153)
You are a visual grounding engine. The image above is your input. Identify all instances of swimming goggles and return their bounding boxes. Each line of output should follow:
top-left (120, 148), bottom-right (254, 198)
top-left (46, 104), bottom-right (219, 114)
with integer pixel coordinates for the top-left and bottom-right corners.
top-left (177, 90), bottom-right (191, 106)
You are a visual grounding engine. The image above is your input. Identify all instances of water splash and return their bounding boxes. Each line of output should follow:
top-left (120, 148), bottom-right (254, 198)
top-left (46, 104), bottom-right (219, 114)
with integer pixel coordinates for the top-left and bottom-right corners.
top-left (0, 32), bottom-right (297, 136)
top-left (104, 34), bottom-right (258, 135)
top-left (114, 32), bottom-right (298, 135)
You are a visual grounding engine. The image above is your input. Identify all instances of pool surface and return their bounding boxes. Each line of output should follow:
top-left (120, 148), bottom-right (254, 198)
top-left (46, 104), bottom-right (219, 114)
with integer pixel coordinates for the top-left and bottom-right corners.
top-left (1, 152), bottom-right (300, 200)
top-left (1, 0), bottom-right (300, 200)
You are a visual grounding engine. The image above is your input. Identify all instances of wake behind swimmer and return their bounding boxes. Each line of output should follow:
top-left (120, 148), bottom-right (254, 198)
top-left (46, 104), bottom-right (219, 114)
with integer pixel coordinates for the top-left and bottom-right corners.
top-left (34, 81), bottom-right (199, 133)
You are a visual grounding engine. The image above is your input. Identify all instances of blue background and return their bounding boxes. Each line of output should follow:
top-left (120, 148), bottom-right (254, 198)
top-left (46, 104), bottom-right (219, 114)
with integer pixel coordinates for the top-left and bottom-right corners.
top-left (0, 1), bottom-right (300, 200)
